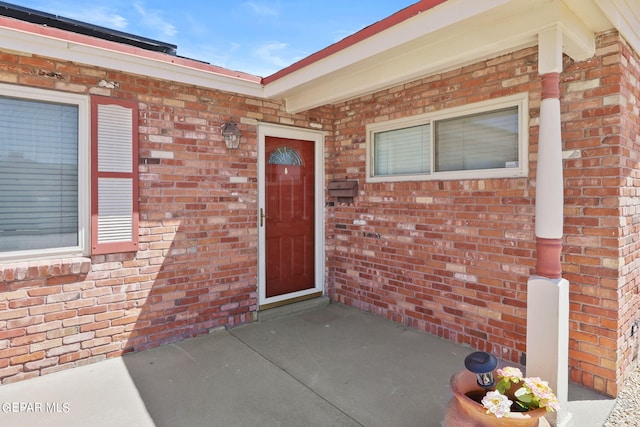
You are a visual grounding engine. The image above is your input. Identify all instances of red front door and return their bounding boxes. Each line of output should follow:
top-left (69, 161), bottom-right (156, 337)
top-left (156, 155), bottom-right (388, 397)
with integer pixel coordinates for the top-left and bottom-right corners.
top-left (265, 137), bottom-right (315, 298)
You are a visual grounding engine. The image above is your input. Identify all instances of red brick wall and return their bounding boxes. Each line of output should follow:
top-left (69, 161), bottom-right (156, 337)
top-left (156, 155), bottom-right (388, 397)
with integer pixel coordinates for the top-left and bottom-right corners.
top-left (326, 32), bottom-right (633, 396)
top-left (616, 33), bottom-right (640, 392)
top-left (0, 48), bottom-right (330, 383)
top-left (561, 31), bottom-right (640, 397)
top-left (1, 31), bottom-right (638, 399)
top-left (327, 45), bottom-right (540, 364)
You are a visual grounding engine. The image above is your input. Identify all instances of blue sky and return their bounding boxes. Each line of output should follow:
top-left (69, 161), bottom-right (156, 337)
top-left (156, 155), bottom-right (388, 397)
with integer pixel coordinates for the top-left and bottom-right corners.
top-left (7, 1), bottom-right (416, 77)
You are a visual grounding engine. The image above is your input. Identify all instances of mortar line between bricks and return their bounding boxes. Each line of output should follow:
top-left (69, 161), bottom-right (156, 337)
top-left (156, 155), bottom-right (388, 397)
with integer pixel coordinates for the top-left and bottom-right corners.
top-left (227, 329), bottom-right (365, 427)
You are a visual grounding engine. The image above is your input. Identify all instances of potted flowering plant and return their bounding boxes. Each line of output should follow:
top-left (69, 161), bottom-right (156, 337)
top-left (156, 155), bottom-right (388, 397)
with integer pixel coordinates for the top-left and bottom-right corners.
top-left (481, 367), bottom-right (560, 418)
top-left (445, 353), bottom-right (560, 427)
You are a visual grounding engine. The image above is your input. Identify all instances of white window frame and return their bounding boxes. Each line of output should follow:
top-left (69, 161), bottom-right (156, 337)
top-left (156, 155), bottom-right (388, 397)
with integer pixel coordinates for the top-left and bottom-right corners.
top-left (366, 93), bottom-right (529, 182)
top-left (0, 83), bottom-right (90, 261)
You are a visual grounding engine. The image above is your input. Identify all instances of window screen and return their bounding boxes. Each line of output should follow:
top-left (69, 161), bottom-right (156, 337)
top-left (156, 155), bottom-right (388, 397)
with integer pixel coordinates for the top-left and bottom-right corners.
top-left (0, 96), bottom-right (79, 252)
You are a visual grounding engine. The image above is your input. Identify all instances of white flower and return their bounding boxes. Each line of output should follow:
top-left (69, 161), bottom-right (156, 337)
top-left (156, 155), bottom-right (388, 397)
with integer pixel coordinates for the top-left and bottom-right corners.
top-left (523, 377), bottom-right (560, 412)
top-left (481, 390), bottom-right (512, 418)
top-left (497, 366), bottom-right (523, 381)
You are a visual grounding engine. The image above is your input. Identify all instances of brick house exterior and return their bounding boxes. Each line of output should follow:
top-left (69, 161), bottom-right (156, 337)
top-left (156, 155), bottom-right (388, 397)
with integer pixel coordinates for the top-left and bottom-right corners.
top-left (1, 0), bottom-right (639, 400)
top-left (326, 33), bottom-right (640, 397)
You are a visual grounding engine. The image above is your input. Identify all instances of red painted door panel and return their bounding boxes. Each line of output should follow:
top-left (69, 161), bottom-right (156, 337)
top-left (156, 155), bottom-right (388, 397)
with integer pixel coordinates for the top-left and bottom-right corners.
top-left (265, 137), bottom-right (315, 298)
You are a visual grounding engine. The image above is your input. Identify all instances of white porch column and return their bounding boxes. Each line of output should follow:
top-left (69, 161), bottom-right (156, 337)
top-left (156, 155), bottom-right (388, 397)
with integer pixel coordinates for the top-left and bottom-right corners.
top-left (527, 26), bottom-right (572, 427)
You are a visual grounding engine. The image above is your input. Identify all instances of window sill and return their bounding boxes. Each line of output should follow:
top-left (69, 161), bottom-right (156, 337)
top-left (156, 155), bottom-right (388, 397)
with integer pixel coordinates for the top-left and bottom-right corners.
top-left (365, 168), bottom-right (528, 183)
top-left (0, 257), bottom-right (92, 283)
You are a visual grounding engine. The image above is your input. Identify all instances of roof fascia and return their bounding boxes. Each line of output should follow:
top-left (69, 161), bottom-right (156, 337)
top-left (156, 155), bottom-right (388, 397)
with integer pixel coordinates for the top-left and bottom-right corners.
top-left (266, 0), bottom-right (599, 114)
top-left (0, 17), bottom-right (264, 98)
top-left (263, 0), bottom-right (513, 99)
top-left (262, 0), bottom-right (449, 85)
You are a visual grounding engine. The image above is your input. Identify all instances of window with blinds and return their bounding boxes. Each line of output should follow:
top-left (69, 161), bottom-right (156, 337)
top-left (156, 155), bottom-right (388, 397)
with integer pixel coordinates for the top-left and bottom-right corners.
top-left (0, 84), bottom-right (138, 261)
top-left (0, 88), bottom-right (88, 259)
top-left (374, 124), bottom-right (430, 176)
top-left (435, 107), bottom-right (518, 172)
top-left (366, 94), bottom-right (528, 182)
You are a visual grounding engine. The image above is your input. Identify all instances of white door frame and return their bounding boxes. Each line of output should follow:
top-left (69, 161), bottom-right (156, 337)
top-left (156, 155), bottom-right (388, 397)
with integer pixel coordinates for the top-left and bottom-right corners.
top-left (257, 123), bottom-right (325, 307)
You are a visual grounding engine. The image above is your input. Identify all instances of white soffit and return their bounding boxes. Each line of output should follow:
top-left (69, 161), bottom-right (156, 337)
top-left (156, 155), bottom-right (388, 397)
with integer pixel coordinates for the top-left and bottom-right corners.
top-left (0, 22), bottom-right (264, 98)
top-left (594, 0), bottom-right (640, 54)
top-left (266, 0), bottom-right (608, 114)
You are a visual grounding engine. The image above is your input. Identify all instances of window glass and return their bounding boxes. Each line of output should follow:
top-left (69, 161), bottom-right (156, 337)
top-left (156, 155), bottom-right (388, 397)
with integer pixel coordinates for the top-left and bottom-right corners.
top-left (366, 94), bottom-right (527, 182)
top-left (268, 146), bottom-right (304, 166)
top-left (374, 124), bottom-right (430, 176)
top-left (0, 97), bottom-right (79, 252)
top-left (435, 107), bottom-right (518, 172)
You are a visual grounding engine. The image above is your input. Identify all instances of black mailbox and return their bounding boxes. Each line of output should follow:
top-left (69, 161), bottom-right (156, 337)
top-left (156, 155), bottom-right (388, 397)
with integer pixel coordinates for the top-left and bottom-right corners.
top-left (328, 180), bottom-right (358, 204)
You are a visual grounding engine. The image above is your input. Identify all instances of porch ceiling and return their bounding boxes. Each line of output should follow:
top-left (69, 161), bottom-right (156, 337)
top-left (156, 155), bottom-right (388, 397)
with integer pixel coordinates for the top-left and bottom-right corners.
top-left (263, 0), bottom-right (638, 114)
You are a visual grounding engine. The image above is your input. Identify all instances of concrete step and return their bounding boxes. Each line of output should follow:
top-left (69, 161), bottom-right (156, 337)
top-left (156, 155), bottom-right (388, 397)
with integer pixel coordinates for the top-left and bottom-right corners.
top-left (257, 295), bottom-right (330, 322)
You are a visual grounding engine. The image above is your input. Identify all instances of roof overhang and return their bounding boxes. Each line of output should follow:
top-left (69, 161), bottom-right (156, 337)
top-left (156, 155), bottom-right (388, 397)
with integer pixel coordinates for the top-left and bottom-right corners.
top-left (0, 0), bottom-right (637, 114)
top-left (263, 0), bottom-right (639, 113)
top-left (0, 16), bottom-right (264, 98)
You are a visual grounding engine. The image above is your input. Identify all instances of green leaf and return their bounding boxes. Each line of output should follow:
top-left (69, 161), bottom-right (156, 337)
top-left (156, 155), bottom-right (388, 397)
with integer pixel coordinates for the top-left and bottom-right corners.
top-left (514, 387), bottom-right (534, 403)
top-left (519, 395), bottom-right (533, 404)
top-left (496, 378), bottom-right (510, 394)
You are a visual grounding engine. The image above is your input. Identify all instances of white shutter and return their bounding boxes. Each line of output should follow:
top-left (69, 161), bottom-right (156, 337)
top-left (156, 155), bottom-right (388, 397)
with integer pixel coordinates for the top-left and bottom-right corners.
top-left (97, 104), bottom-right (134, 173)
top-left (97, 178), bottom-right (133, 242)
top-left (91, 97), bottom-right (138, 254)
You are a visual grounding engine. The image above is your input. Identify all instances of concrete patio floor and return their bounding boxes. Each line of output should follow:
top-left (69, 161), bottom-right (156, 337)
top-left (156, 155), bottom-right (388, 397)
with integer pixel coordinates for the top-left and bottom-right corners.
top-left (0, 301), bottom-right (615, 426)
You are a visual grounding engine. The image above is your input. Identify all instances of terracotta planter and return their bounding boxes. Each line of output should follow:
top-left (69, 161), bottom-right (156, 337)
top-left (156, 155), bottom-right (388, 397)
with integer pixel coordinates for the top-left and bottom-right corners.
top-left (444, 370), bottom-right (550, 427)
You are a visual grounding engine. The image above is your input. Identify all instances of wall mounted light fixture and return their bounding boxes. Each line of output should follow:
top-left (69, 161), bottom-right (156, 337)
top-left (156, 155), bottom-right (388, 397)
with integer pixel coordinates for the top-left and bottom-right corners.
top-left (221, 120), bottom-right (241, 149)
